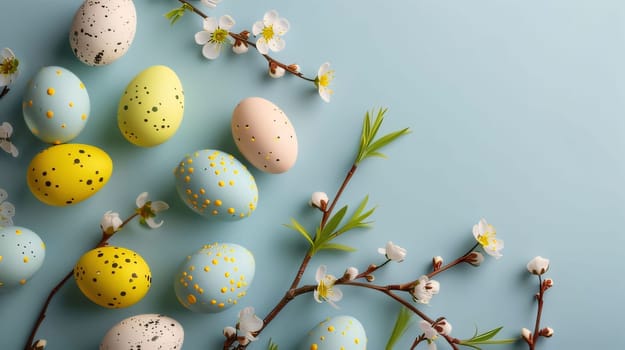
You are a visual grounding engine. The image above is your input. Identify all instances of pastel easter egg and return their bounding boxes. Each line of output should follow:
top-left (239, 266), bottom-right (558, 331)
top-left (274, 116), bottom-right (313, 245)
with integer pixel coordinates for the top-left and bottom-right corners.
top-left (118, 65), bottom-right (184, 147)
top-left (74, 246), bottom-right (151, 309)
top-left (70, 0), bottom-right (137, 66)
top-left (26, 143), bottom-right (113, 206)
top-left (232, 97), bottom-right (298, 173)
top-left (22, 66), bottom-right (90, 144)
top-left (174, 242), bottom-right (255, 313)
top-left (301, 316), bottom-right (367, 350)
top-left (174, 149), bottom-right (258, 220)
top-left (0, 226), bottom-right (46, 289)
top-left (100, 314), bottom-right (184, 350)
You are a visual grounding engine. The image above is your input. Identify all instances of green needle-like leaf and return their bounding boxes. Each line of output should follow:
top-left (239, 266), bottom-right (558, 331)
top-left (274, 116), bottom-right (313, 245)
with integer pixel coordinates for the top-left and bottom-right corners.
top-left (355, 108), bottom-right (410, 165)
top-left (459, 326), bottom-right (518, 348)
top-left (284, 218), bottom-right (314, 247)
top-left (385, 307), bottom-right (413, 350)
top-left (267, 338), bottom-right (279, 350)
top-left (319, 242), bottom-right (357, 252)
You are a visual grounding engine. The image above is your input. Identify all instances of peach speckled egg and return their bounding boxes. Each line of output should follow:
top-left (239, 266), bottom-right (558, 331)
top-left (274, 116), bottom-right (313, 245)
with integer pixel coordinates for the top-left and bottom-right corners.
top-left (74, 246), bottom-right (151, 309)
top-left (26, 144), bottom-right (113, 206)
top-left (231, 97), bottom-right (298, 173)
top-left (118, 65), bottom-right (184, 147)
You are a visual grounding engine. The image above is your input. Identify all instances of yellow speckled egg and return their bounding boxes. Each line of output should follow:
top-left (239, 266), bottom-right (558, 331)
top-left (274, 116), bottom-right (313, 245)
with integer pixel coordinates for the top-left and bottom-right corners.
top-left (231, 97), bottom-right (298, 173)
top-left (74, 246), bottom-right (151, 309)
top-left (26, 143), bottom-right (113, 206)
top-left (117, 65), bottom-right (184, 147)
top-left (174, 242), bottom-right (255, 313)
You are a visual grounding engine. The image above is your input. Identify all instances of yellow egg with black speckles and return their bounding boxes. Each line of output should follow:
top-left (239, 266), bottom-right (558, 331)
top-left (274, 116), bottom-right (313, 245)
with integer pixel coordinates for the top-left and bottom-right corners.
top-left (26, 143), bottom-right (113, 206)
top-left (74, 246), bottom-right (151, 309)
top-left (117, 65), bottom-right (184, 147)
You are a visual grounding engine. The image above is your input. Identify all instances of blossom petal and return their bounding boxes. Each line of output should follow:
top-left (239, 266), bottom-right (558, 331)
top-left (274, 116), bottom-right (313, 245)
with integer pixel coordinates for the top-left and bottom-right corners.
top-left (252, 21), bottom-right (264, 36)
top-left (219, 15), bottom-right (235, 30)
top-left (136, 192), bottom-right (148, 207)
top-left (313, 290), bottom-right (322, 303)
top-left (318, 62), bottom-right (331, 77)
top-left (318, 87), bottom-right (332, 103)
top-left (194, 30), bottom-right (212, 45)
top-left (268, 37), bottom-right (285, 52)
top-left (146, 217), bottom-right (164, 229)
top-left (203, 17), bottom-right (218, 31)
top-left (202, 42), bottom-right (222, 60)
top-left (315, 265), bottom-right (327, 283)
top-left (0, 122), bottom-right (13, 138)
top-left (0, 74), bottom-right (10, 87)
top-left (0, 48), bottom-right (14, 60)
top-left (428, 341), bottom-right (437, 350)
top-left (274, 18), bottom-right (290, 35)
top-left (330, 286), bottom-right (343, 302)
top-left (263, 10), bottom-right (279, 26)
top-left (151, 200), bottom-right (169, 213)
top-left (255, 38), bottom-right (269, 55)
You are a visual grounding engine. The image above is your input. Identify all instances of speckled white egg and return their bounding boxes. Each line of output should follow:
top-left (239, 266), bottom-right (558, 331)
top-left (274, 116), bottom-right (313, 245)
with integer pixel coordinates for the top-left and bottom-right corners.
top-left (174, 242), bottom-right (255, 313)
top-left (0, 226), bottom-right (46, 289)
top-left (70, 0), bottom-right (137, 66)
top-left (118, 65), bottom-right (185, 147)
top-left (174, 149), bottom-right (258, 220)
top-left (100, 314), bottom-right (184, 350)
top-left (232, 97), bottom-right (298, 173)
top-left (22, 66), bottom-right (90, 144)
top-left (301, 315), bottom-right (367, 350)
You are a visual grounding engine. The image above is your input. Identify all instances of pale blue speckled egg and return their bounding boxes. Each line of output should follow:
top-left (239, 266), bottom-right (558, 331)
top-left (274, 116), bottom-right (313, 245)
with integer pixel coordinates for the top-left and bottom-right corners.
top-left (301, 315), bottom-right (367, 350)
top-left (174, 149), bottom-right (258, 220)
top-left (174, 242), bottom-right (255, 313)
top-left (0, 226), bottom-right (46, 289)
top-left (22, 66), bottom-right (90, 144)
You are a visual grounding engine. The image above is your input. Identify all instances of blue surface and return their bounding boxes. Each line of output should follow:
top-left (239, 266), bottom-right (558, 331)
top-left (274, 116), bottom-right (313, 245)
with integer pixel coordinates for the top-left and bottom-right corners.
top-left (1, 0), bottom-right (624, 349)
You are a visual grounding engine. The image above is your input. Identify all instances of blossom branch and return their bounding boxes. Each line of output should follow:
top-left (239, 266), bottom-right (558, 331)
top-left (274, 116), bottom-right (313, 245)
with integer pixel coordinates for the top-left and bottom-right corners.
top-left (523, 256), bottom-right (553, 350)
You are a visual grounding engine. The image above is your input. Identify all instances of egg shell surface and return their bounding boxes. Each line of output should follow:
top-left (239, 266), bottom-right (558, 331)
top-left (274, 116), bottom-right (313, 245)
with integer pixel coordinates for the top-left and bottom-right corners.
top-left (22, 66), bottom-right (90, 144)
top-left (232, 97), bottom-right (298, 173)
top-left (0, 226), bottom-right (45, 289)
top-left (74, 246), bottom-right (151, 308)
top-left (100, 314), bottom-right (184, 350)
top-left (301, 315), bottom-right (367, 350)
top-left (27, 143), bottom-right (113, 206)
top-left (69, 0), bottom-right (137, 66)
top-left (118, 65), bottom-right (184, 147)
top-left (174, 149), bottom-right (258, 220)
top-left (174, 242), bottom-right (255, 313)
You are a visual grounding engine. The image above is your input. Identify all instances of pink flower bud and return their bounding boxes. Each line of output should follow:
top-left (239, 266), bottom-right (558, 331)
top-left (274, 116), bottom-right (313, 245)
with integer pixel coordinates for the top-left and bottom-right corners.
top-left (543, 278), bottom-right (554, 289)
top-left (465, 251), bottom-right (484, 266)
top-left (432, 256), bottom-right (443, 270)
top-left (344, 267), bottom-right (358, 280)
top-left (540, 327), bottom-right (554, 337)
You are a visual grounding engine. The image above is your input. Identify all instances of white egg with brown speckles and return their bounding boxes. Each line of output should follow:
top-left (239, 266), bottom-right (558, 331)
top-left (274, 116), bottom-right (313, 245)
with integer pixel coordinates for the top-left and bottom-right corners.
top-left (70, 0), bottom-right (137, 66)
top-left (100, 314), bottom-right (184, 350)
top-left (174, 243), bottom-right (255, 313)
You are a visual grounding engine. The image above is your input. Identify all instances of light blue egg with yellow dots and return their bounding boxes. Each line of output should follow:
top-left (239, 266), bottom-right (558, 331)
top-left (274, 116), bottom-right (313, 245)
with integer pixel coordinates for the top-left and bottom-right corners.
top-left (174, 149), bottom-right (258, 220)
top-left (174, 242), bottom-right (255, 313)
top-left (22, 66), bottom-right (90, 144)
top-left (0, 226), bottom-right (46, 290)
top-left (301, 315), bottom-right (367, 350)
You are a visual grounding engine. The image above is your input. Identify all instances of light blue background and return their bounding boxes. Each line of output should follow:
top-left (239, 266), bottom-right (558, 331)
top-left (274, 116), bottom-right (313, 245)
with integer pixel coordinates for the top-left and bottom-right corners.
top-left (1, 0), bottom-right (624, 349)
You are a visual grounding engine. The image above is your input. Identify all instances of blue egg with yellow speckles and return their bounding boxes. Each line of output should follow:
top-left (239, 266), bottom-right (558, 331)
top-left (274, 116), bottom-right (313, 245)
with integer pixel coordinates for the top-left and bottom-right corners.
top-left (0, 226), bottom-right (46, 290)
top-left (174, 149), bottom-right (258, 220)
top-left (22, 66), bottom-right (90, 144)
top-left (301, 315), bottom-right (367, 350)
top-left (174, 242), bottom-right (255, 313)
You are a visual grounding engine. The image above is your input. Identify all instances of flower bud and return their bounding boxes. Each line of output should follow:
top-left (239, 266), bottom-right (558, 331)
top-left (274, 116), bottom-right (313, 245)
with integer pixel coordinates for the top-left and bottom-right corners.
top-left (432, 256), bottom-right (443, 271)
top-left (465, 251), bottom-right (484, 266)
top-left (540, 327), bottom-right (554, 337)
top-left (434, 319), bottom-right (452, 336)
top-left (268, 61), bottom-right (285, 78)
top-left (309, 192), bottom-right (328, 210)
top-left (543, 278), bottom-right (554, 289)
top-left (344, 267), bottom-right (358, 281)
top-left (287, 64), bottom-right (300, 73)
top-left (527, 256), bottom-right (550, 275)
top-left (365, 274), bottom-right (375, 282)
top-left (521, 328), bottom-right (532, 344)
top-left (100, 211), bottom-right (122, 235)
top-left (223, 326), bottom-right (236, 339)
top-left (232, 40), bottom-right (249, 54)
top-left (33, 339), bottom-right (47, 350)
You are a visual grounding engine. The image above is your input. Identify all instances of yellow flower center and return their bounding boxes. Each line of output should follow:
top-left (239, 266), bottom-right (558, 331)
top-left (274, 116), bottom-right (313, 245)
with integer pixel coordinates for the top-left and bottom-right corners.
top-left (477, 234), bottom-right (490, 247)
top-left (262, 25), bottom-right (275, 41)
top-left (211, 28), bottom-right (229, 44)
top-left (317, 279), bottom-right (329, 299)
top-left (317, 71), bottom-right (334, 88)
top-left (0, 57), bottom-right (18, 75)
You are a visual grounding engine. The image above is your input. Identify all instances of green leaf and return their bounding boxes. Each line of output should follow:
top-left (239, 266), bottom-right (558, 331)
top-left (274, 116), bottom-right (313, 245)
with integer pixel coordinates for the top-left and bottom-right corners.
top-left (459, 326), bottom-right (518, 348)
top-left (284, 218), bottom-right (314, 247)
top-left (355, 108), bottom-right (410, 165)
top-left (164, 4), bottom-right (193, 25)
top-left (318, 205), bottom-right (348, 241)
top-left (335, 196), bottom-right (375, 235)
top-left (318, 242), bottom-right (357, 252)
top-left (267, 338), bottom-right (279, 350)
top-left (385, 307), bottom-right (413, 350)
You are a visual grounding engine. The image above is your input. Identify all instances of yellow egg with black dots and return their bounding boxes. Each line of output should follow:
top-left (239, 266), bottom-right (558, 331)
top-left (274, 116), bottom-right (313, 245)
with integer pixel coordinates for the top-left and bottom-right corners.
top-left (26, 143), bottom-right (112, 206)
top-left (174, 243), bottom-right (255, 313)
top-left (74, 246), bottom-right (151, 309)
